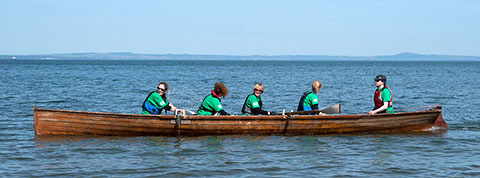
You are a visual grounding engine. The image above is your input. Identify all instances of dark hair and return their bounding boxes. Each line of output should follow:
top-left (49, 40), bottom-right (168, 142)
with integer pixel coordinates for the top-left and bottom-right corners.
top-left (158, 81), bottom-right (169, 91)
top-left (157, 81), bottom-right (168, 100)
top-left (214, 82), bottom-right (229, 98)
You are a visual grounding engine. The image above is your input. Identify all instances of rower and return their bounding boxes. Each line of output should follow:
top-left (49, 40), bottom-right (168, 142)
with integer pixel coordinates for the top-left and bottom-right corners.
top-left (369, 74), bottom-right (394, 115)
top-left (241, 83), bottom-right (276, 115)
top-left (297, 80), bottom-right (323, 114)
top-left (197, 82), bottom-right (231, 116)
top-left (142, 81), bottom-right (181, 115)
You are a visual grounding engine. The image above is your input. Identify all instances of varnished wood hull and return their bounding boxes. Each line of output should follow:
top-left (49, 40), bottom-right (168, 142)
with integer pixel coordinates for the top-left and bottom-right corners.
top-left (33, 106), bottom-right (447, 136)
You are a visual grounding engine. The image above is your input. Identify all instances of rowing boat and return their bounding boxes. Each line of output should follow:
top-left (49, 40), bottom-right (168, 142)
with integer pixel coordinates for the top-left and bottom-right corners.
top-left (33, 105), bottom-right (447, 136)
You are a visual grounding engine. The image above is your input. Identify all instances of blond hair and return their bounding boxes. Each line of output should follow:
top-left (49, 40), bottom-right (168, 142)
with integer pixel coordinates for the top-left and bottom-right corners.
top-left (254, 83), bottom-right (264, 92)
top-left (312, 80), bottom-right (322, 93)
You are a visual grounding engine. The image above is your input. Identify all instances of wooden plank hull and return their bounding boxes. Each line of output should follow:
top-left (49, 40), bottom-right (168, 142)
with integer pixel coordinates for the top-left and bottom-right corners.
top-left (33, 106), bottom-right (447, 136)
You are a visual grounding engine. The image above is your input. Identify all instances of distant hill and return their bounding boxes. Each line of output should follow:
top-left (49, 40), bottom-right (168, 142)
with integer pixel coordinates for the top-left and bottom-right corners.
top-left (373, 52), bottom-right (480, 61)
top-left (1, 52), bottom-right (479, 61)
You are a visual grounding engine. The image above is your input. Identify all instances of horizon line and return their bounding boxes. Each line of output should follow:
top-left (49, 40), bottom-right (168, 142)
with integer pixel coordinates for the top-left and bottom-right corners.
top-left (2, 51), bottom-right (480, 57)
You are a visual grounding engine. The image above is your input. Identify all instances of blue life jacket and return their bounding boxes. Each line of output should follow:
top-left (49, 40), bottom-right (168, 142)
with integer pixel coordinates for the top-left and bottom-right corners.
top-left (142, 91), bottom-right (168, 115)
top-left (297, 91), bottom-right (313, 111)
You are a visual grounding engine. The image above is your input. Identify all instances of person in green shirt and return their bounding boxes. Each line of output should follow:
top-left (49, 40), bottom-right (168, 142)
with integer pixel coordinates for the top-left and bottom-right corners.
top-left (241, 83), bottom-right (276, 115)
top-left (369, 74), bottom-right (394, 115)
top-left (197, 82), bottom-right (230, 116)
top-left (142, 81), bottom-right (180, 115)
top-left (297, 80), bottom-right (322, 112)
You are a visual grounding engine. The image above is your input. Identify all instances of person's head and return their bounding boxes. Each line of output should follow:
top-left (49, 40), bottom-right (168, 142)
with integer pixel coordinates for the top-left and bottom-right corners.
top-left (374, 74), bottom-right (386, 87)
top-left (312, 80), bottom-right (322, 94)
top-left (253, 83), bottom-right (264, 97)
top-left (214, 82), bottom-right (229, 98)
top-left (157, 81), bottom-right (168, 96)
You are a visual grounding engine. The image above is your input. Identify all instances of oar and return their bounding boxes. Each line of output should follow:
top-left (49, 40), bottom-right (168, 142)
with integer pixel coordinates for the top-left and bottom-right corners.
top-left (285, 104), bottom-right (341, 115)
top-left (185, 109), bottom-right (197, 115)
top-left (318, 104), bottom-right (341, 114)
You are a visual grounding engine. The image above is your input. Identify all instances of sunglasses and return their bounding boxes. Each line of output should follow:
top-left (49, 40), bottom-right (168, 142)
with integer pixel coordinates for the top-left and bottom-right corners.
top-left (157, 87), bottom-right (166, 91)
top-left (375, 80), bottom-right (382, 82)
top-left (254, 89), bottom-right (263, 93)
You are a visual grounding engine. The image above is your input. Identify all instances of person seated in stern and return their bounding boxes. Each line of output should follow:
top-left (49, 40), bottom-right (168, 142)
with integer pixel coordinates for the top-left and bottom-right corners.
top-left (197, 82), bottom-right (230, 116)
top-left (142, 81), bottom-right (180, 115)
top-left (241, 83), bottom-right (276, 115)
top-left (297, 80), bottom-right (323, 114)
top-left (369, 74), bottom-right (393, 115)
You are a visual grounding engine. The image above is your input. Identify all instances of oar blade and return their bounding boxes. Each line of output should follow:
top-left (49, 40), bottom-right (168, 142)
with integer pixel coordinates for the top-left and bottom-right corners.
top-left (285, 104), bottom-right (341, 115)
top-left (318, 104), bottom-right (341, 114)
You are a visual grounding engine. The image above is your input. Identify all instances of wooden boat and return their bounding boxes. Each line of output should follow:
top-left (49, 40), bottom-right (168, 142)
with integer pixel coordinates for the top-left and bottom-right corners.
top-left (33, 105), bottom-right (447, 136)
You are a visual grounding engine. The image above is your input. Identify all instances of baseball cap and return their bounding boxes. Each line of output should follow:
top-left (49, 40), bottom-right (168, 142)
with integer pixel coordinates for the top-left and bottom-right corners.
top-left (374, 74), bottom-right (387, 82)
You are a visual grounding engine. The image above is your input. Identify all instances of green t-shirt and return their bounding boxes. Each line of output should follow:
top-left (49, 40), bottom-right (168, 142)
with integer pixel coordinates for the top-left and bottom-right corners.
top-left (379, 87), bottom-right (394, 113)
top-left (381, 86), bottom-right (393, 113)
top-left (303, 91), bottom-right (319, 107)
top-left (141, 92), bottom-right (169, 115)
top-left (246, 94), bottom-right (261, 109)
top-left (197, 94), bottom-right (224, 115)
top-left (242, 94), bottom-right (261, 115)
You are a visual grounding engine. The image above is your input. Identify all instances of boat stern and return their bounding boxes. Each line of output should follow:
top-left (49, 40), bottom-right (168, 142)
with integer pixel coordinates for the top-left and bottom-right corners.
top-left (433, 105), bottom-right (448, 128)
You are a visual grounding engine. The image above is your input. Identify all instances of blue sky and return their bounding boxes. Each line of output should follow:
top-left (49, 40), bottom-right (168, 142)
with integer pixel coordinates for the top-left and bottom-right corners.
top-left (1, 0), bottom-right (479, 56)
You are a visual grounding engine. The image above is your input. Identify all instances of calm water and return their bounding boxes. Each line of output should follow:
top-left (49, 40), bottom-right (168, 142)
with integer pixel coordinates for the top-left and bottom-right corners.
top-left (1, 59), bottom-right (479, 177)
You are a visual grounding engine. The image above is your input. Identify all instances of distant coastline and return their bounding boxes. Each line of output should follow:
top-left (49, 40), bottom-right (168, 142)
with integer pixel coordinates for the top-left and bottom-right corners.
top-left (1, 52), bottom-right (479, 61)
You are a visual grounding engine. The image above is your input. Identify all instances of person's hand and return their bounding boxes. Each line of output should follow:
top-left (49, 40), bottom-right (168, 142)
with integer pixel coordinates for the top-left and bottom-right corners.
top-left (368, 111), bottom-right (376, 115)
top-left (170, 105), bottom-right (177, 111)
top-left (268, 111), bottom-right (278, 115)
top-left (318, 112), bottom-right (326, 115)
top-left (174, 109), bottom-right (183, 115)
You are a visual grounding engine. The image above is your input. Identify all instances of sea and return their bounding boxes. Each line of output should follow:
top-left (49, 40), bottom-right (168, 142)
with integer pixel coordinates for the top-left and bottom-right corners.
top-left (1, 59), bottom-right (479, 177)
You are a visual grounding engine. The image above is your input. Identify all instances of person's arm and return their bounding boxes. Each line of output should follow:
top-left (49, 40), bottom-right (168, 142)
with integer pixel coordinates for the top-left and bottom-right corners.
top-left (212, 99), bottom-right (229, 115)
top-left (218, 109), bottom-right (230, 115)
top-left (163, 104), bottom-right (172, 111)
top-left (167, 103), bottom-right (177, 111)
top-left (251, 108), bottom-right (270, 115)
top-left (213, 100), bottom-right (230, 115)
top-left (150, 94), bottom-right (170, 114)
top-left (369, 88), bottom-right (392, 115)
top-left (369, 102), bottom-right (389, 115)
top-left (309, 94), bottom-right (319, 110)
